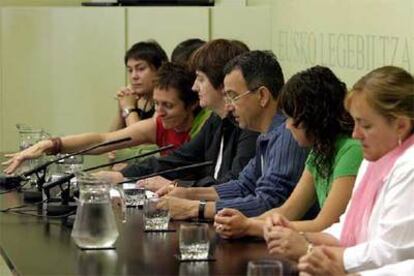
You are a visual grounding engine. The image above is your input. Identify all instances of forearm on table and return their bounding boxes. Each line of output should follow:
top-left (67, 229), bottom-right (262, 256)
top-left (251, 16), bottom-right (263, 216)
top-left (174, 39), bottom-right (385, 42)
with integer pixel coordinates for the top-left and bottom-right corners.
top-left (215, 196), bottom-right (272, 218)
top-left (290, 214), bottom-right (339, 232)
top-left (204, 202), bottom-right (216, 219)
top-left (255, 208), bottom-right (276, 220)
top-left (290, 220), bottom-right (326, 232)
top-left (186, 187), bottom-right (218, 201)
top-left (255, 205), bottom-right (290, 221)
top-left (246, 218), bottom-right (266, 237)
top-left (306, 232), bottom-right (340, 247)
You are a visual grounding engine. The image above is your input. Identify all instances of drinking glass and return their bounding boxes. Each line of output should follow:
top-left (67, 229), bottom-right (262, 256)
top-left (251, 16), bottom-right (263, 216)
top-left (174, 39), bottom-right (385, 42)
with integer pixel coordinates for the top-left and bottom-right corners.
top-left (16, 125), bottom-right (43, 185)
top-left (247, 259), bottom-right (283, 276)
top-left (179, 223), bottom-right (210, 260)
top-left (60, 154), bottom-right (84, 174)
top-left (122, 183), bottom-right (145, 207)
top-left (143, 197), bottom-right (169, 230)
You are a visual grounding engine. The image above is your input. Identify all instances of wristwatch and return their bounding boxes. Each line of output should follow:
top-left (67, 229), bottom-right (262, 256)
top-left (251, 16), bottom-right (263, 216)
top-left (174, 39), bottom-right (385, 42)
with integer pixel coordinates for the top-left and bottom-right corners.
top-left (198, 200), bottom-right (207, 220)
top-left (121, 107), bottom-right (139, 119)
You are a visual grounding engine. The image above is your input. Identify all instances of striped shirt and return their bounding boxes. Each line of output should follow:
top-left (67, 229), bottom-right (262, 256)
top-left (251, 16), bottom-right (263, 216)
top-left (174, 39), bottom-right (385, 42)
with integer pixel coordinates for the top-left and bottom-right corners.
top-left (214, 112), bottom-right (309, 217)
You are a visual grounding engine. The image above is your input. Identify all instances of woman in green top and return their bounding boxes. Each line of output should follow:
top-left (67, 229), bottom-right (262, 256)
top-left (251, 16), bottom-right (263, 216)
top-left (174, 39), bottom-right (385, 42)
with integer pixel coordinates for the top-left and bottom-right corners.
top-left (214, 66), bottom-right (363, 241)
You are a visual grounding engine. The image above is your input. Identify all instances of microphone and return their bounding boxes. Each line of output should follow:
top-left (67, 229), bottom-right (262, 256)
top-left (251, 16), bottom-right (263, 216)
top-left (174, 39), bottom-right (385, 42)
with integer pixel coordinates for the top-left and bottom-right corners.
top-left (42, 144), bottom-right (175, 197)
top-left (117, 161), bottom-right (214, 185)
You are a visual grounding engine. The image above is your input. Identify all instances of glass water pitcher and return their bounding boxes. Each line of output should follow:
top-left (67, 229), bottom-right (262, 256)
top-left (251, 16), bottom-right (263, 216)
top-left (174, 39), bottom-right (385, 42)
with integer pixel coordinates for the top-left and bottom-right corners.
top-left (71, 174), bottom-right (126, 249)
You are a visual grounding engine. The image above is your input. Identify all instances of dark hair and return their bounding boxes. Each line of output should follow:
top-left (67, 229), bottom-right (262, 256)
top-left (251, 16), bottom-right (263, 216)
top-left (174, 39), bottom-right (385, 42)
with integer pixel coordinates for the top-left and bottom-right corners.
top-left (279, 65), bottom-right (354, 178)
top-left (171, 38), bottom-right (206, 66)
top-left (154, 62), bottom-right (199, 113)
top-left (223, 50), bottom-right (285, 98)
top-left (124, 40), bottom-right (168, 69)
top-left (189, 39), bottom-right (249, 89)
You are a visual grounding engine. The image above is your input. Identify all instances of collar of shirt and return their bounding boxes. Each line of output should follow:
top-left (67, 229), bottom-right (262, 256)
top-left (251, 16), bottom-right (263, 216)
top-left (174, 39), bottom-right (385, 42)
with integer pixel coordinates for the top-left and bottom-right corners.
top-left (256, 112), bottom-right (287, 172)
top-left (259, 112), bottom-right (286, 142)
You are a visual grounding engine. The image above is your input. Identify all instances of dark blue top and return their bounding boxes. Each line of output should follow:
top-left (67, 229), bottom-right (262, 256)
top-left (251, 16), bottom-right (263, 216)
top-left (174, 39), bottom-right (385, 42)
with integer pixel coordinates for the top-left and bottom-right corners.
top-left (214, 112), bottom-right (309, 217)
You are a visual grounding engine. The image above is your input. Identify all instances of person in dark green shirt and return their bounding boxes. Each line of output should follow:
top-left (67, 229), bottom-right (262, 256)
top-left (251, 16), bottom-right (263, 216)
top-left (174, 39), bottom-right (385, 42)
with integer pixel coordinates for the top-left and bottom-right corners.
top-left (213, 66), bottom-right (363, 244)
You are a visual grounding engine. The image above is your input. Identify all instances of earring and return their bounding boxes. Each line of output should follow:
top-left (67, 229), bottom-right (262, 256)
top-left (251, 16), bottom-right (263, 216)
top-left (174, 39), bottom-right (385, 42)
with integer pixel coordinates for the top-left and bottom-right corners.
top-left (398, 136), bottom-right (402, 146)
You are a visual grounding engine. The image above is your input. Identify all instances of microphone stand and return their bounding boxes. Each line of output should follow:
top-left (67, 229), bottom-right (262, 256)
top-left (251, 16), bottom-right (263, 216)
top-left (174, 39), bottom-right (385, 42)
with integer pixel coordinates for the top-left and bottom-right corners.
top-left (20, 159), bottom-right (55, 202)
top-left (44, 145), bottom-right (174, 216)
top-left (21, 168), bottom-right (48, 202)
top-left (14, 137), bottom-right (132, 202)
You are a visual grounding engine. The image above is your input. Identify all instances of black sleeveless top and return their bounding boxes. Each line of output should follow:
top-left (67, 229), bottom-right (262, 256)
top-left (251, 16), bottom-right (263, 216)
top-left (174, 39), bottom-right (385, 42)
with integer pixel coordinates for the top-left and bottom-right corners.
top-left (137, 106), bottom-right (155, 120)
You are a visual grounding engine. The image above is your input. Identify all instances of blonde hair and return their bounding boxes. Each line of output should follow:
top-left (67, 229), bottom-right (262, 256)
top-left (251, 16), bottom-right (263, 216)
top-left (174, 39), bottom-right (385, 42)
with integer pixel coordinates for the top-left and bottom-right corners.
top-left (345, 66), bottom-right (414, 131)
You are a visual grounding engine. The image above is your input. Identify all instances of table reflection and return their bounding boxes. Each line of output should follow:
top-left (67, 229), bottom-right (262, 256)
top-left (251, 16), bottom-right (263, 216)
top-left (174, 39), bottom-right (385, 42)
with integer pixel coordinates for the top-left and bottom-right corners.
top-left (77, 249), bottom-right (119, 275)
top-left (179, 262), bottom-right (210, 276)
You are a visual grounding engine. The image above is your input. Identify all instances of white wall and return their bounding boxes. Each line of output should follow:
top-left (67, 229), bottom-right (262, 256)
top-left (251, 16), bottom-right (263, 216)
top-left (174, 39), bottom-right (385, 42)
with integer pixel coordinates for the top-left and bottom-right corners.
top-left (211, 6), bottom-right (271, 50)
top-left (271, 0), bottom-right (414, 86)
top-left (127, 7), bottom-right (209, 57)
top-left (1, 7), bottom-right (125, 151)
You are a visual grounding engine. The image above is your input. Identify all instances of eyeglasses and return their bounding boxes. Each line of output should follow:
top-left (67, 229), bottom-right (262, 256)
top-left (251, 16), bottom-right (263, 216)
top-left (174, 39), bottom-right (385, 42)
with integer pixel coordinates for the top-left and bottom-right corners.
top-left (224, 88), bottom-right (259, 105)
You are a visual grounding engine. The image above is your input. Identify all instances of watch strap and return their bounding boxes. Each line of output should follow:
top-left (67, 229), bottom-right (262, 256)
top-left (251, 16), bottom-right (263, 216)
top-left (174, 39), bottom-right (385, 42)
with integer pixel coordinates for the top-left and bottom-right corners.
top-left (198, 200), bottom-right (207, 219)
top-left (122, 107), bottom-right (139, 118)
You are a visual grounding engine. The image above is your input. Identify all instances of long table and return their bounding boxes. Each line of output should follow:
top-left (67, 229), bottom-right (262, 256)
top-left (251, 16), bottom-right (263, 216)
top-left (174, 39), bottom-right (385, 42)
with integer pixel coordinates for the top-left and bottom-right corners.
top-left (0, 191), bottom-right (297, 275)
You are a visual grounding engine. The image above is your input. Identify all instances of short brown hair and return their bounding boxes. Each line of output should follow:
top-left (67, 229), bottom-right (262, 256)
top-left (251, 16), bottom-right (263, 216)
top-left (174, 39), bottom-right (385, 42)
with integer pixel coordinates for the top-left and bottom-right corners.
top-left (189, 39), bottom-right (249, 89)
